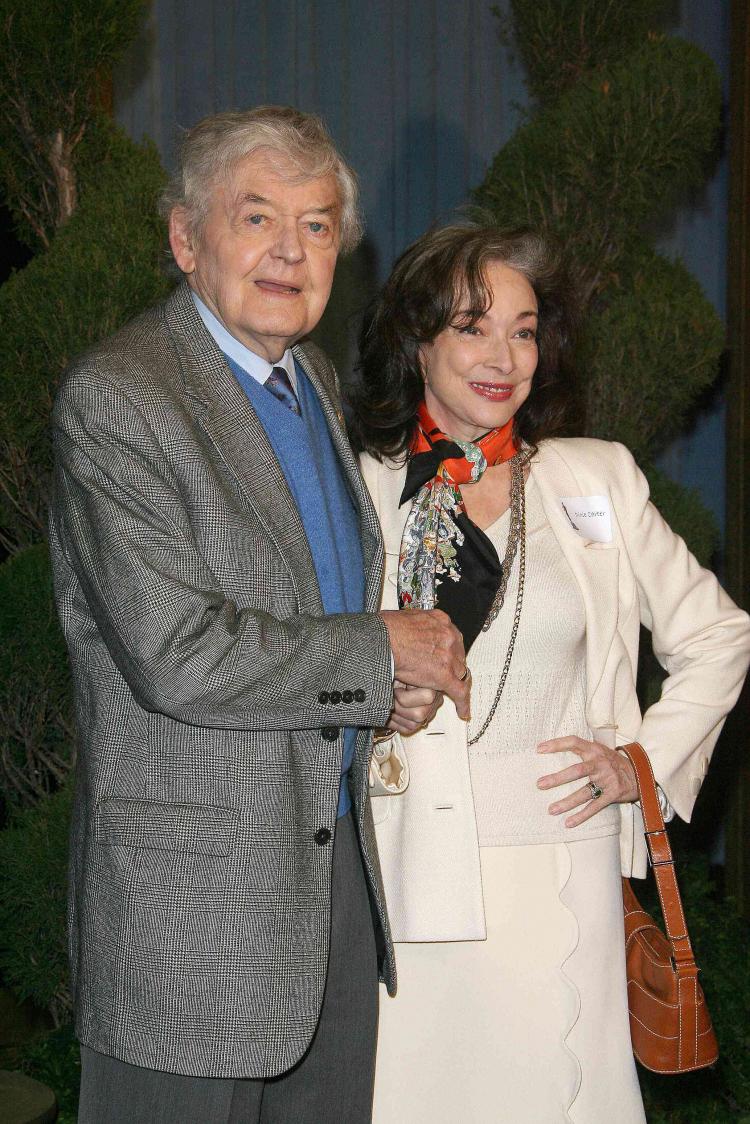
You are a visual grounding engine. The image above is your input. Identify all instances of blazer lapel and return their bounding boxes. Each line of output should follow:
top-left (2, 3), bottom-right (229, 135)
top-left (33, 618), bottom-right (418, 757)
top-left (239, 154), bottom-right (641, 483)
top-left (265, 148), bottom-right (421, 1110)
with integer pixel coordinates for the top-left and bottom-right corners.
top-left (165, 284), bottom-right (322, 615)
top-left (377, 461), bottom-right (410, 556)
top-left (531, 443), bottom-right (620, 722)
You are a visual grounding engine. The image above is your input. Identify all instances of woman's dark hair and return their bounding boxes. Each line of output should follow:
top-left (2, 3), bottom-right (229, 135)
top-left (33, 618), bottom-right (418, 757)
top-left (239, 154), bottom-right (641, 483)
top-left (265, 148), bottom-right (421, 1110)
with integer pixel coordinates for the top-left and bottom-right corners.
top-left (348, 223), bottom-right (577, 459)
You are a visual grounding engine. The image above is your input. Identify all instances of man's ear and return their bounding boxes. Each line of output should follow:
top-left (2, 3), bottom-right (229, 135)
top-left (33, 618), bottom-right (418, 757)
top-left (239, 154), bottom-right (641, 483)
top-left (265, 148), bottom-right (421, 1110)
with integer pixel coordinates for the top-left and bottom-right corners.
top-left (169, 208), bottom-right (196, 274)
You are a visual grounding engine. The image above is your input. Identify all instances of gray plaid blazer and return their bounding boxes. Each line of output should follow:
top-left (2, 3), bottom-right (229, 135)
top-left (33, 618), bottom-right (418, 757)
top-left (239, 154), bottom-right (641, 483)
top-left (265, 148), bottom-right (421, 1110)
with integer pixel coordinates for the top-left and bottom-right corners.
top-left (49, 282), bottom-right (396, 1079)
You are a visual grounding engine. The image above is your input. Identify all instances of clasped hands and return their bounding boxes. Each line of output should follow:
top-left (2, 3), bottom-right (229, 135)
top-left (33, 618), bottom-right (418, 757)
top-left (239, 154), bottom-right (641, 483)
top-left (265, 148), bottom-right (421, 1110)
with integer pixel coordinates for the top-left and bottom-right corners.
top-left (537, 735), bottom-right (639, 826)
top-left (379, 608), bottom-right (469, 734)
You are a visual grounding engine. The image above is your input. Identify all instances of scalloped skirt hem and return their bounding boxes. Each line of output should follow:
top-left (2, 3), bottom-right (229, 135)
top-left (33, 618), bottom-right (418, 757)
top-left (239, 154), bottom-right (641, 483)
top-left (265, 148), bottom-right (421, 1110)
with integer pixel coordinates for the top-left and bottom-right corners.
top-left (372, 835), bottom-right (645, 1124)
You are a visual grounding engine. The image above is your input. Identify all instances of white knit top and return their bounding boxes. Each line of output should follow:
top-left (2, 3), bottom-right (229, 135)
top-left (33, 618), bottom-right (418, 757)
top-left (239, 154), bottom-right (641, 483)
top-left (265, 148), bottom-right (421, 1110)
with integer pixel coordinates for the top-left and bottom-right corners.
top-left (467, 475), bottom-right (621, 846)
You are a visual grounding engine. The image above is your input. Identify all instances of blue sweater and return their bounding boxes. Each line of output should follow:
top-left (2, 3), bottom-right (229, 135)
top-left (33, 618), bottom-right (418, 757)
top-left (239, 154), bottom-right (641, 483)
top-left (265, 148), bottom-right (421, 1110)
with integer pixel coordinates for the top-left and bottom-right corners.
top-left (226, 356), bottom-right (365, 817)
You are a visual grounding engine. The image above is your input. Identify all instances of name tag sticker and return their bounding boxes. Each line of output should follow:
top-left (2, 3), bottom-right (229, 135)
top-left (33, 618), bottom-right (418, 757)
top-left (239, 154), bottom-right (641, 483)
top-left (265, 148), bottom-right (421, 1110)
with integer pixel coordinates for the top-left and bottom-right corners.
top-left (559, 495), bottom-right (613, 543)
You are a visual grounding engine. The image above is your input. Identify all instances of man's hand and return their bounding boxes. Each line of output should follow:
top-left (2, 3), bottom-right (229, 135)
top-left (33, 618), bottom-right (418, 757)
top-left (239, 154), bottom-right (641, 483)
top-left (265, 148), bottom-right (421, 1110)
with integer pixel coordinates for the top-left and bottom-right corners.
top-left (380, 608), bottom-right (470, 720)
top-left (385, 682), bottom-right (443, 735)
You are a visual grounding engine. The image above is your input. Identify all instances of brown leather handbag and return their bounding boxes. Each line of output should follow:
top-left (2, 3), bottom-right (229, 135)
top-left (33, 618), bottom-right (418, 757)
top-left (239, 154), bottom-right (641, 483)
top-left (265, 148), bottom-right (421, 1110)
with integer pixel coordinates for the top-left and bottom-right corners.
top-left (620, 741), bottom-right (718, 1074)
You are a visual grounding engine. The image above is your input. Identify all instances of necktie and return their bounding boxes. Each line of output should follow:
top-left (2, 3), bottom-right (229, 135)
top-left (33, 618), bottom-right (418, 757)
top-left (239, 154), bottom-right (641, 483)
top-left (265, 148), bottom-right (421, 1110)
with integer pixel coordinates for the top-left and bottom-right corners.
top-left (265, 366), bottom-right (301, 415)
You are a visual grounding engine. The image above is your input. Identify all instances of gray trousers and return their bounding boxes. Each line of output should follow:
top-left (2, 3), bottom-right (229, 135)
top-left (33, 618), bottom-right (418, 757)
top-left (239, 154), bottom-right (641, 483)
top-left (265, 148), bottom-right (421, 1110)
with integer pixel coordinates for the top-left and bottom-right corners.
top-left (77, 812), bottom-right (379, 1123)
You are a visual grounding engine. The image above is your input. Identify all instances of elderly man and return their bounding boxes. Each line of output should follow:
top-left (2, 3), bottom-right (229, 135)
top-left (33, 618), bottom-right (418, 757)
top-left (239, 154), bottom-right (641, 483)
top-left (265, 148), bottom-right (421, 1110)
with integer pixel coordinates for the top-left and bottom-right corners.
top-left (50, 106), bottom-right (469, 1123)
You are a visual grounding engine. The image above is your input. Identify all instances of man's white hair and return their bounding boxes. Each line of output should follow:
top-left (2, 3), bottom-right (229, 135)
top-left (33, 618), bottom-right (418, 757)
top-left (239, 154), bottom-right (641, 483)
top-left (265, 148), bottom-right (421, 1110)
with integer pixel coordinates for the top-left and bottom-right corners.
top-left (160, 105), bottom-right (363, 252)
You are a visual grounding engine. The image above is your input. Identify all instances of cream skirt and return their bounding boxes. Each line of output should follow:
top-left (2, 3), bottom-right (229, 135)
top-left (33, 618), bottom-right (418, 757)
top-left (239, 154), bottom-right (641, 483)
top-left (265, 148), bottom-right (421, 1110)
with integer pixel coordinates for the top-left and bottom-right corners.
top-left (373, 835), bottom-right (645, 1124)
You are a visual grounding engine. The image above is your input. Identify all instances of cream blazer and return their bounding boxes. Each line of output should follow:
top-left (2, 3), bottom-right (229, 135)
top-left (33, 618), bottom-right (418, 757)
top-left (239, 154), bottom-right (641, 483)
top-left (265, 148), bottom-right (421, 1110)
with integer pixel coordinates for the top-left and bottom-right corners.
top-left (361, 438), bottom-right (750, 942)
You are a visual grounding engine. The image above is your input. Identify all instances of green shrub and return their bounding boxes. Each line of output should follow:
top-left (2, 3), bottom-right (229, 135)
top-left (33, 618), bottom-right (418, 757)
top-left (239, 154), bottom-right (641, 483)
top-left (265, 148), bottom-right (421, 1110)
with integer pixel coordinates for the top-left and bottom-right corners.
top-left (507, 0), bottom-right (669, 104)
top-left (474, 36), bottom-right (721, 288)
top-left (578, 245), bottom-right (725, 465)
top-left (0, 115), bottom-right (169, 552)
top-left (0, 782), bottom-right (72, 1024)
top-left (0, 543), bottom-right (73, 812)
top-left (0, 0), bottom-right (147, 249)
top-left (20, 1022), bottom-right (80, 1124)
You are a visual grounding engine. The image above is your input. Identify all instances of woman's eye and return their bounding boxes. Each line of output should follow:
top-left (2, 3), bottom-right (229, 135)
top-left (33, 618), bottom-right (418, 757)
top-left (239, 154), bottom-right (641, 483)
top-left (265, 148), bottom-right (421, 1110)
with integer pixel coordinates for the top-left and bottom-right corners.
top-left (308, 221), bottom-right (327, 234)
top-left (516, 328), bottom-right (537, 340)
top-left (247, 214), bottom-right (265, 225)
top-left (457, 325), bottom-right (480, 336)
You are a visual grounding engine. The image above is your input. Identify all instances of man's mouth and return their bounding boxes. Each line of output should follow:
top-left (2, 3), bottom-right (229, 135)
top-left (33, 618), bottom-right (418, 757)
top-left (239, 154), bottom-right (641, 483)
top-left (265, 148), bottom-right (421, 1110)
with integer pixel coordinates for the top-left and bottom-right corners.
top-left (255, 279), bottom-right (302, 295)
top-left (468, 382), bottom-right (514, 400)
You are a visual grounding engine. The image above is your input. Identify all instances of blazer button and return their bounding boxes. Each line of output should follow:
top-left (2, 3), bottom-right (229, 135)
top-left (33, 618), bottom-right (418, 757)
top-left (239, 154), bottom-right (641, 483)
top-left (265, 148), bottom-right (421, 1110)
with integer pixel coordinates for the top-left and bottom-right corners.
top-left (330, 690), bottom-right (342, 705)
top-left (318, 690), bottom-right (329, 705)
top-left (342, 690), bottom-right (354, 704)
top-left (314, 827), bottom-right (332, 846)
top-left (354, 689), bottom-right (366, 702)
top-left (321, 726), bottom-right (339, 742)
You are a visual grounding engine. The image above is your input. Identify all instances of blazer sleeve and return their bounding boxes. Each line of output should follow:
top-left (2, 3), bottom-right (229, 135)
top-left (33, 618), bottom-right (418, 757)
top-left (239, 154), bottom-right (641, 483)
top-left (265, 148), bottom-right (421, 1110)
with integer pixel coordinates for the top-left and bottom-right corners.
top-left (611, 442), bottom-right (750, 821)
top-left (50, 367), bottom-right (394, 732)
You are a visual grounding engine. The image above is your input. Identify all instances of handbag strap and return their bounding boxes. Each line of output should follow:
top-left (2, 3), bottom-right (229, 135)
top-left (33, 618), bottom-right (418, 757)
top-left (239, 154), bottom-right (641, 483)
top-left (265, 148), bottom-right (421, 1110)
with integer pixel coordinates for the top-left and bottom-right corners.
top-left (620, 742), bottom-right (698, 971)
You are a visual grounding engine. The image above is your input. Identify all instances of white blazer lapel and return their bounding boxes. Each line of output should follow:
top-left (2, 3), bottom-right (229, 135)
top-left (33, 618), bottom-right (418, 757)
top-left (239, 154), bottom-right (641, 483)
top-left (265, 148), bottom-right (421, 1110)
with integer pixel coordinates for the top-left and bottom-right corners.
top-left (360, 456), bottom-right (409, 557)
top-left (531, 443), bottom-right (621, 727)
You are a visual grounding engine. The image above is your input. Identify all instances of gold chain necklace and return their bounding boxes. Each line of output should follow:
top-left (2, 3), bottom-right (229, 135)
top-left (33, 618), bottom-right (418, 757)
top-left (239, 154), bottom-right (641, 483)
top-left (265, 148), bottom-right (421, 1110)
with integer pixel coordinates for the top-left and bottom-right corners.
top-left (467, 450), bottom-right (529, 746)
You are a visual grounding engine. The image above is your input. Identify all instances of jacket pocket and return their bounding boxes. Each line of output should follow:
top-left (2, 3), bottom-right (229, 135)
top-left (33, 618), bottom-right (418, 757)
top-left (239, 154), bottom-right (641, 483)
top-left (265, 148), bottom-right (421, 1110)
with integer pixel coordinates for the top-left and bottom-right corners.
top-left (95, 799), bottom-right (239, 856)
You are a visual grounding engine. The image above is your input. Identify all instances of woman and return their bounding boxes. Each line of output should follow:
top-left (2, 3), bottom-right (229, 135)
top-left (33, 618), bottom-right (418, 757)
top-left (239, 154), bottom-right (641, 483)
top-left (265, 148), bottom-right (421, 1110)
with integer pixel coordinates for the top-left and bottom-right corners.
top-left (351, 224), bottom-right (750, 1123)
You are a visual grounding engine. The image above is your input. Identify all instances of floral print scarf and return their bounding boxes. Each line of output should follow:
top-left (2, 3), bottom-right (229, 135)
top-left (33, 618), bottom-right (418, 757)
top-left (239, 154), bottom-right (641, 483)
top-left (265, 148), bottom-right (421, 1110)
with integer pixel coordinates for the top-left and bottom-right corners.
top-left (397, 402), bottom-right (518, 650)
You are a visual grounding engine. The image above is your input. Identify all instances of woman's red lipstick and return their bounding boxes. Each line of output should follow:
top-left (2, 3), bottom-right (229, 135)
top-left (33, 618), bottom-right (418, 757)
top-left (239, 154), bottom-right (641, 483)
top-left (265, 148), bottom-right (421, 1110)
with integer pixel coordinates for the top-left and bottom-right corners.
top-left (468, 382), bottom-right (513, 400)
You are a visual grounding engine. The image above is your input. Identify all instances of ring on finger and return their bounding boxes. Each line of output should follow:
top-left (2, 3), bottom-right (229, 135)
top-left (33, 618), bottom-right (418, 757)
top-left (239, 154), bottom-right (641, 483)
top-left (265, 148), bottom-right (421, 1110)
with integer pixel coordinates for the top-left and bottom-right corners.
top-left (459, 665), bottom-right (470, 682)
top-left (588, 780), bottom-right (603, 800)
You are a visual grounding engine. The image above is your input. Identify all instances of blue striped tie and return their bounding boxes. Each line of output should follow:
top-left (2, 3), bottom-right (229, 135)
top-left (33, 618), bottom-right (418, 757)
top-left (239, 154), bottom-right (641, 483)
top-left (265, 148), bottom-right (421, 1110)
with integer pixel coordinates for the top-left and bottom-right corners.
top-left (265, 366), bottom-right (301, 415)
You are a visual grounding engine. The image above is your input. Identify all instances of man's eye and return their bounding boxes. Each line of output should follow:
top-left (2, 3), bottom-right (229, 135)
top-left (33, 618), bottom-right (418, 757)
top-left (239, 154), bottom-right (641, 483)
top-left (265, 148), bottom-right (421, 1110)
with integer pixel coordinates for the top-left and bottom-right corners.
top-left (309, 221), bottom-right (326, 234)
top-left (248, 214), bottom-right (264, 225)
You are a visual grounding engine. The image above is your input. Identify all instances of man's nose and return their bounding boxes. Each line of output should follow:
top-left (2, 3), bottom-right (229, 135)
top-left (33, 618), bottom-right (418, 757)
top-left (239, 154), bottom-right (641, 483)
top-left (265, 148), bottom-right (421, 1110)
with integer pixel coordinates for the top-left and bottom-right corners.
top-left (271, 219), bottom-right (305, 264)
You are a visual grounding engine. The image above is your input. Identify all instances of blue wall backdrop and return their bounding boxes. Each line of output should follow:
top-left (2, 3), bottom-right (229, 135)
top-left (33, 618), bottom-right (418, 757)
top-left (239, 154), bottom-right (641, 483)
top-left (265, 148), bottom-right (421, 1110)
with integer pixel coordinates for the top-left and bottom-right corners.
top-left (114, 0), bottom-right (729, 547)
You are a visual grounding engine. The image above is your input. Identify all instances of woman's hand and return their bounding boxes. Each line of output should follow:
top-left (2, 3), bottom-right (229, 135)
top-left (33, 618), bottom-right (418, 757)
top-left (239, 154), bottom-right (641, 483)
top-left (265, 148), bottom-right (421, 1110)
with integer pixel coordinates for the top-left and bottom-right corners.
top-left (536, 735), bottom-right (639, 828)
top-left (384, 681), bottom-right (443, 735)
